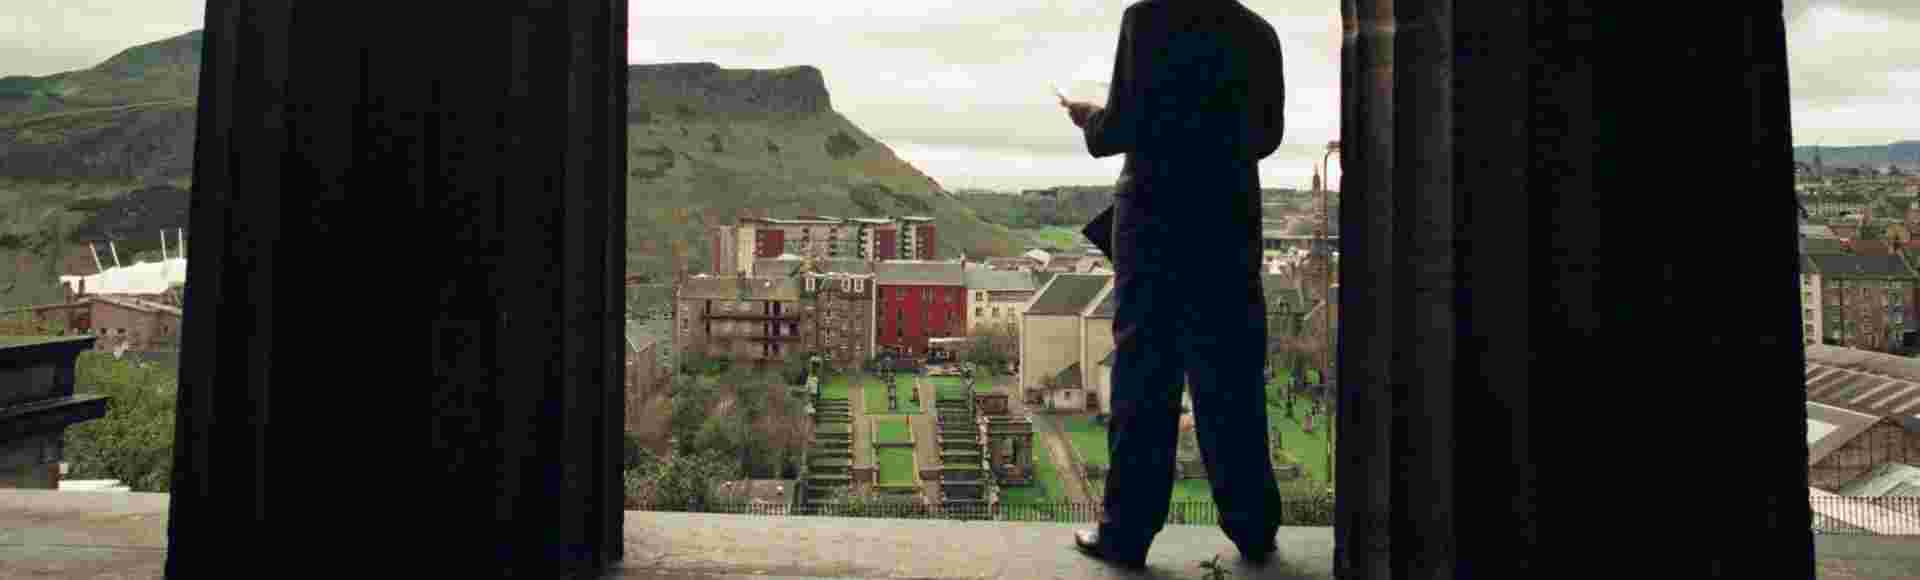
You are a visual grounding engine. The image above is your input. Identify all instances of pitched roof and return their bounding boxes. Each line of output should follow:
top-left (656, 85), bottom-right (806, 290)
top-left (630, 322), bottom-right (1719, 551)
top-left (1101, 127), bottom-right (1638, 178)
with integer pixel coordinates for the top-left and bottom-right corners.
top-left (1802, 225), bottom-right (1838, 239)
top-left (1051, 362), bottom-right (1082, 388)
top-left (677, 276), bottom-right (802, 300)
top-left (873, 261), bottom-right (964, 286)
top-left (1804, 344), bottom-right (1920, 434)
top-left (964, 269), bottom-right (1037, 291)
top-left (1086, 289), bottom-right (1117, 319)
top-left (754, 257), bottom-right (873, 276)
top-left (1851, 240), bottom-right (1896, 257)
top-left (1031, 271), bottom-right (1060, 290)
top-left (86, 294), bottom-right (182, 317)
top-left (1803, 237), bottom-right (1849, 256)
top-left (1837, 463), bottom-right (1920, 498)
top-left (1806, 254), bottom-right (1914, 278)
top-left (1808, 401), bottom-right (1884, 465)
top-left (1026, 273), bottom-right (1110, 316)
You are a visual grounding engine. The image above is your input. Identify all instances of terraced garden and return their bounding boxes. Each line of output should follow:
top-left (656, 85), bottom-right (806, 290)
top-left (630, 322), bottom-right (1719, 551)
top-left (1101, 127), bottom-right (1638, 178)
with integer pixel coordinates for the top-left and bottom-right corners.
top-left (873, 416), bottom-right (911, 444)
top-left (928, 376), bottom-right (990, 400)
top-left (876, 447), bottom-right (918, 486)
top-left (864, 375), bottom-right (922, 414)
top-left (820, 375), bottom-right (853, 400)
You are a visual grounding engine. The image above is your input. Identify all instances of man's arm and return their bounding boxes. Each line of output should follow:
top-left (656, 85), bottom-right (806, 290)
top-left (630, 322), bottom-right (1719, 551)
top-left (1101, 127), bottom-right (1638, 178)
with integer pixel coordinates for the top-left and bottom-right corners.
top-left (1082, 3), bottom-right (1153, 158)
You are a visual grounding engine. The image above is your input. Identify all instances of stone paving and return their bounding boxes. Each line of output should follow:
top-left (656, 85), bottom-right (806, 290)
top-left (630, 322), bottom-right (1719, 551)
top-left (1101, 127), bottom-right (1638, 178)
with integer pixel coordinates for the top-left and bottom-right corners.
top-left (910, 376), bottom-right (942, 501)
top-left (2, 490), bottom-right (1915, 579)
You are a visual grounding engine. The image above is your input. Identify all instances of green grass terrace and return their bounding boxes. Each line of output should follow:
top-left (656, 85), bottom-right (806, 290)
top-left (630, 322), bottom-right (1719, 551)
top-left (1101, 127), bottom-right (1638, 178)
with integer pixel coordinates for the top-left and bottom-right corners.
top-left (873, 416), bottom-right (911, 444)
top-left (928, 376), bottom-right (990, 401)
top-left (820, 375), bottom-right (854, 400)
top-left (875, 447), bottom-right (918, 487)
top-left (864, 376), bottom-right (922, 414)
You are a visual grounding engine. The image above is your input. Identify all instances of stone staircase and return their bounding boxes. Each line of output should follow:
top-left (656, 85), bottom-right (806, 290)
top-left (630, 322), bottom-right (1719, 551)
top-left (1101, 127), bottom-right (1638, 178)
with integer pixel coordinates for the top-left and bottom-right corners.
top-left (802, 394), bottom-right (855, 509)
top-left (934, 386), bottom-right (990, 508)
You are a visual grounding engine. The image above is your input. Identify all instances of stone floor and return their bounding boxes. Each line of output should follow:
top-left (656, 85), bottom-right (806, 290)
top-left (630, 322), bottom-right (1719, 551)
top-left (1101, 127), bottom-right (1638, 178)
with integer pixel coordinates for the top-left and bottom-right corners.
top-left (4, 490), bottom-right (1917, 579)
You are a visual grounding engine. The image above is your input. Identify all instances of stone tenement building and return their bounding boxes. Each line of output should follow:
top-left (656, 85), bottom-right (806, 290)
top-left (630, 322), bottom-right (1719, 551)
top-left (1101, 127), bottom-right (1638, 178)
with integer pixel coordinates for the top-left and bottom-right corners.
top-left (800, 270), bottom-right (877, 366)
top-left (674, 276), bottom-right (811, 361)
top-left (1801, 254), bottom-right (1919, 350)
top-left (708, 215), bottom-right (938, 275)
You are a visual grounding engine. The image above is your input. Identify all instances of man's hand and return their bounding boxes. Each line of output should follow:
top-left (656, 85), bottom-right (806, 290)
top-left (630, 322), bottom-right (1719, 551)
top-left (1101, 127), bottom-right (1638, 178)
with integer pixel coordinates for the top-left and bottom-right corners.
top-left (1061, 100), bottom-right (1101, 129)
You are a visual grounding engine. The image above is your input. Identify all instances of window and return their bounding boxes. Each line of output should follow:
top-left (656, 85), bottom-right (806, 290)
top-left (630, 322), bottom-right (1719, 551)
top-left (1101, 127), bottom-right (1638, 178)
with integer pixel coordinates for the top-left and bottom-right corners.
top-left (923, 288), bottom-right (931, 301)
top-left (976, 307), bottom-right (984, 318)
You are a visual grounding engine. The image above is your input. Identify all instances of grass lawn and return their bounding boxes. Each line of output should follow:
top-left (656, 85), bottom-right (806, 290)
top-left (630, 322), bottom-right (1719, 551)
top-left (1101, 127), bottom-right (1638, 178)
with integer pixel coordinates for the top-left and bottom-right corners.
top-left (864, 377), bottom-right (922, 414)
top-left (1266, 394), bottom-right (1331, 483)
top-left (975, 374), bottom-right (998, 394)
top-left (876, 447), bottom-right (917, 485)
top-left (997, 436), bottom-right (1078, 521)
top-left (873, 416), bottom-right (911, 444)
top-left (1059, 415), bottom-right (1111, 467)
top-left (1029, 225), bottom-right (1084, 250)
top-left (820, 375), bottom-right (852, 400)
top-left (929, 376), bottom-right (978, 400)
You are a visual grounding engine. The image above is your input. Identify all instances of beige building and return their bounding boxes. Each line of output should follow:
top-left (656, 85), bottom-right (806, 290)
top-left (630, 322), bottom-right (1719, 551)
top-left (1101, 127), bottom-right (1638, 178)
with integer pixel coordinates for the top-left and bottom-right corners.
top-left (1017, 273), bottom-right (1112, 411)
top-left (963, 267), bottom-right (1040, 332)
top-left (1079, 287), bottom-right (1116, 412)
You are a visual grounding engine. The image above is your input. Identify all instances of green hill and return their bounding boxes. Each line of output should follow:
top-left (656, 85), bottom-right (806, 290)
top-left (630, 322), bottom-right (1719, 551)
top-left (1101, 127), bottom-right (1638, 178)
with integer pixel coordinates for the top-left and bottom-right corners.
top-left (0, 31), bottom-right (1029, 309)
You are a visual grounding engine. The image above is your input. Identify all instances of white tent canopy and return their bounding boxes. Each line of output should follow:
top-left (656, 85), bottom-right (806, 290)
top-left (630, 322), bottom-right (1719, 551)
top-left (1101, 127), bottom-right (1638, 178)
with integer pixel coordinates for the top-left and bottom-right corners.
top-left (61, 257), bottom-right (187, 295)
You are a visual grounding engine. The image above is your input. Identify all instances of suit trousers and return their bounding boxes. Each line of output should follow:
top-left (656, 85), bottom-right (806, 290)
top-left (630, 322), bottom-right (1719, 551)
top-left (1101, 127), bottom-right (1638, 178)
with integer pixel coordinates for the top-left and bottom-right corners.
top-left (1097, 192), bottom-right (1282, 551)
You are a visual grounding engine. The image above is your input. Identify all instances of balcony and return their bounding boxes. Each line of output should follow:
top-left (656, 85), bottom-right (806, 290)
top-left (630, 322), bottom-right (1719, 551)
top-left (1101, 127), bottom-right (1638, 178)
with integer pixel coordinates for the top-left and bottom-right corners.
top-left (6, 490), bottom-right (1920, 579)
top-left (703, 312), bottom-right (801, 321)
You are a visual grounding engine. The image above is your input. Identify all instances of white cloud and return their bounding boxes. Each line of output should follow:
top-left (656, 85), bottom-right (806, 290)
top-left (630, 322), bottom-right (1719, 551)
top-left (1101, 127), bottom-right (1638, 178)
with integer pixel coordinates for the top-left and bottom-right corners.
top-left (2, 1), bottom-right (1914, 188)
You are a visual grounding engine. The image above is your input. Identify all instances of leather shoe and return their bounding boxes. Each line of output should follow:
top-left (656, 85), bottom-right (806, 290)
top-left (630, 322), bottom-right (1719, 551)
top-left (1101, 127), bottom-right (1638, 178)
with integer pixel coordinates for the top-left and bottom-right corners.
top-left (1073, 529), bottom-right (1148, 569)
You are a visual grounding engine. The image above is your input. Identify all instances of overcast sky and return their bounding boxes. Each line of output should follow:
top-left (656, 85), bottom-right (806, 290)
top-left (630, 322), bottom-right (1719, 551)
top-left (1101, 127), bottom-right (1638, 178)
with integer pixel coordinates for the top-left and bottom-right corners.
top-left (3, 1), bottom-right (1917, 190)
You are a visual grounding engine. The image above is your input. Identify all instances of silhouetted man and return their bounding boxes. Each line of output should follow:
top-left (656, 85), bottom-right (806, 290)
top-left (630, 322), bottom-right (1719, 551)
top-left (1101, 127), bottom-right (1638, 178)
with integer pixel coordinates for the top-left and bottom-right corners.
top-left (1058, 0), bottom-right (1286, 569)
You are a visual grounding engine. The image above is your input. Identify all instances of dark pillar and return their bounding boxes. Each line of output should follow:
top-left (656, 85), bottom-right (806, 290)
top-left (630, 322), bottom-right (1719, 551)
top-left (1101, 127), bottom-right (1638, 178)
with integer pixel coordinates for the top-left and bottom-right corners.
top-left (1335, 1), bottom-right (1809, 578)
top-left (168, 2), bottom-right (626, 577)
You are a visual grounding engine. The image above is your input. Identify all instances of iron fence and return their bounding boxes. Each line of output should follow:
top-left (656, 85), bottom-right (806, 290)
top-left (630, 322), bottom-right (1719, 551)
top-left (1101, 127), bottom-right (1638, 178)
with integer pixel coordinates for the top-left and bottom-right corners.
top-left (634, 498), bottom-right (1337, 527)
top-left (1810, 496), bottom-right (1920, 536)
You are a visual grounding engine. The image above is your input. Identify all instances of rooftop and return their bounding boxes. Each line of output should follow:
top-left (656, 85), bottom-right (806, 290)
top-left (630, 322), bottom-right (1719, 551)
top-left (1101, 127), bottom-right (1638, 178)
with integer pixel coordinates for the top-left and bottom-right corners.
top-left (1027, 274), bottom-right (1111, 316)
top-left (1807, 254), bottom-right (1915, 278)
top-left (874, 260), bottom-right (964, 286)
top-left (965, 268), bottom-right (1038, 291)
top-left (0, 490), bottom-right (1350, 579)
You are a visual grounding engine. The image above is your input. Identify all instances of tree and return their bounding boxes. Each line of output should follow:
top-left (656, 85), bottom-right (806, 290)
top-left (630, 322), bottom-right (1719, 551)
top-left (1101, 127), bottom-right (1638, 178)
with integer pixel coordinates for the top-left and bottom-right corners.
top-left (62, 352), bottom-right (177, 492)
top-left (623, 448), bottom-right (740, 509)
top-left (965, 320), bottom-right (1019, 371)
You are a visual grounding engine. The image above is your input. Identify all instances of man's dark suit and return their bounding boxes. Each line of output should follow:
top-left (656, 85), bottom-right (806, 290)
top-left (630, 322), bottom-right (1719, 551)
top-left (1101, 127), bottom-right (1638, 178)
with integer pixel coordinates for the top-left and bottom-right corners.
top-left (1074, 0), bottom-right (1286, 558)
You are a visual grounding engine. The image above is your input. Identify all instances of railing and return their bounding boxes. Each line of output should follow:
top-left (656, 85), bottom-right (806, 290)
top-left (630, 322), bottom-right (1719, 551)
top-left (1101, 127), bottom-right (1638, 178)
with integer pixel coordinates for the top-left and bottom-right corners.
top-left (634, 498), bottom-right (1336, 526)
top-left (1810, 495), bottom-right (1920, 535)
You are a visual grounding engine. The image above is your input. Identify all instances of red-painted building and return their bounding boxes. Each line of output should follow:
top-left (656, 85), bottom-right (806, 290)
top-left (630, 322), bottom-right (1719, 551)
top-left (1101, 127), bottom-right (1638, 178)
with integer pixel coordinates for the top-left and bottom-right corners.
top-left (873, 228), bottom-right (898, 260)
top-left (873, 260), bottom-right (966, 356)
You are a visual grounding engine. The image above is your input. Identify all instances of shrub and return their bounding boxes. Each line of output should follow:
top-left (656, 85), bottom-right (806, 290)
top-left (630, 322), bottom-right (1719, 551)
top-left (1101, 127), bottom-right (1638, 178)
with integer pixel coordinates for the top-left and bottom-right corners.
top-left (62, 352), bottom-right (177, 492)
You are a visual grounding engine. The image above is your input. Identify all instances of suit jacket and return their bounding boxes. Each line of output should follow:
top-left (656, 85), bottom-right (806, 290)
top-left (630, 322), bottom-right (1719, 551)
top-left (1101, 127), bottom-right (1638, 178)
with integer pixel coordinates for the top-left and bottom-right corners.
top-left (1077, 0), bottom-right (1285, 259)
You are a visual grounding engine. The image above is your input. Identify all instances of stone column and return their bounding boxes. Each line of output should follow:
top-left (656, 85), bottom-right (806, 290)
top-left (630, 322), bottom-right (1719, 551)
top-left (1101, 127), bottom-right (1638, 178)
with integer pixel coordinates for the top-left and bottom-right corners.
top-left (166, 2), bottom-right (626, 577)
top-left (1334, 1), bottom-right (1808, 578)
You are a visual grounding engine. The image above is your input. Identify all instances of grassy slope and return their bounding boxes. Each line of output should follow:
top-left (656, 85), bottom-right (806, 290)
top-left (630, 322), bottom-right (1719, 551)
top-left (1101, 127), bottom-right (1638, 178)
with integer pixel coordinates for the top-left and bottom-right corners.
top-left (0, 176), bottom-right (178, 309)
top-left (875, 447), bottom-right (916, 485)
top-left (624, 109), bottom-right (1026, 278)
top-left (872, 416), bottom-right (911, 443)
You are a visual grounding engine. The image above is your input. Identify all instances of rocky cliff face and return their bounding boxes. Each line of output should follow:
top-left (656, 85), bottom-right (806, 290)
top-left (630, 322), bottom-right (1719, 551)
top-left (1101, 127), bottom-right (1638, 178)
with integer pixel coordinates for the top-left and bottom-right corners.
top-left (0, 31), bottom-right (1027, 308)
top-left (628, 62), bottom-right (831, 118)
